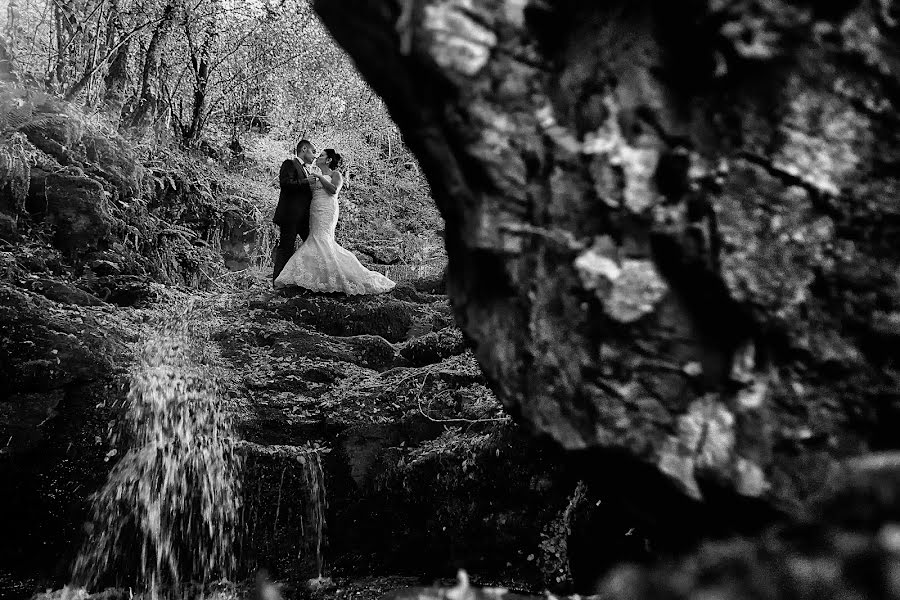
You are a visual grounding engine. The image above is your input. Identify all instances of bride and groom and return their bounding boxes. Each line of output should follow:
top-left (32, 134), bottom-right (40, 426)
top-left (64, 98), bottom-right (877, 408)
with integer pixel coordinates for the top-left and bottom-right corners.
top-left (271, 140), bottom-right (395, 295)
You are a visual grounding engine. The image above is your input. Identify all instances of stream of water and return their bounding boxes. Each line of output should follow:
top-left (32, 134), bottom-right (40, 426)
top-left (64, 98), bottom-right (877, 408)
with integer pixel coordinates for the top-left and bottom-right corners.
top-left (299, 448), bottom-right (326, 579)
top-left (69, 309), bottom-right (243, 598)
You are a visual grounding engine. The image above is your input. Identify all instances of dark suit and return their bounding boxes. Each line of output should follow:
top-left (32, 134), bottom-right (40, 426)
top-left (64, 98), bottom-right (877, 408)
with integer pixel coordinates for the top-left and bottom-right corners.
top-left (272, 158), bottom-right (313, 281)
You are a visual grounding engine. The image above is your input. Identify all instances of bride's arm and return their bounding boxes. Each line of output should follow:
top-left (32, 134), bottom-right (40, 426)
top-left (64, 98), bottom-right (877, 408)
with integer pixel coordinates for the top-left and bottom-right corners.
top-left (316, 171), bottom-right (343, 195)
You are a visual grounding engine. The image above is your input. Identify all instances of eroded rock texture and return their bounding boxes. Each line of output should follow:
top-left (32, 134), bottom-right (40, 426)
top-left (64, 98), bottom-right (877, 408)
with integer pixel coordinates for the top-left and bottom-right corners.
top-left (313, 0), bottom-right (900, 519)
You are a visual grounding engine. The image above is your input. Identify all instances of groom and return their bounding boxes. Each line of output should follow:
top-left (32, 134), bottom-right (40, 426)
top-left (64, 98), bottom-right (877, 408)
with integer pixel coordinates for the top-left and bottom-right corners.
top-left (272, 139), bottom-right (319, 282)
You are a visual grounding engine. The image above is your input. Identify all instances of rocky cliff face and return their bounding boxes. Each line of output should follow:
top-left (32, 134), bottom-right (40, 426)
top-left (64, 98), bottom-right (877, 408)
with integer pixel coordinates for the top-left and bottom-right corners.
top-left (310, 0), bottom-right (900, 594)
top-left (313, 0), bottom-right (900, 523)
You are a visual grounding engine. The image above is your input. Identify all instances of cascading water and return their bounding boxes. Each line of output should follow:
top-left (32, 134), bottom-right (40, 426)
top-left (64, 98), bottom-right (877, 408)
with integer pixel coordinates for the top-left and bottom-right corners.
top-left (240, 441), bottom-right (328, 583)
top-left (69, 304), bottom-right (242, 598)
top-left (299, 447), bottom-right (326, 580)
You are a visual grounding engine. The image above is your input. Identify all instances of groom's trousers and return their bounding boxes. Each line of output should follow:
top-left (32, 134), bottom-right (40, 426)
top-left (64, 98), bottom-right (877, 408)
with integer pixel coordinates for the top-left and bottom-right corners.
top-left (272, 215), bottom-right (311, 282)
top-left (272, 226), bottom-right (297, 282)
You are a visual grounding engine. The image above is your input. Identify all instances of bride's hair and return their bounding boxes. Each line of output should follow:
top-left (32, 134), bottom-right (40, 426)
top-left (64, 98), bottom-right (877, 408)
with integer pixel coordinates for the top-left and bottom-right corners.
top-left (324, 148), bottom-right (344, 170)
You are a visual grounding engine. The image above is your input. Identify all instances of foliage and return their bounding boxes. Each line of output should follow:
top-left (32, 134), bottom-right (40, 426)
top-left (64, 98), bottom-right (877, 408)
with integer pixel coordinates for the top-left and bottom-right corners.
top-left (537, 481), bottom-right (585, 589)
top-left (4, 0), bottom-right (443, 273)
top-left (0, 133), bottom-right (32, 211)
top-left (6, 0), bottom-right (403, 146)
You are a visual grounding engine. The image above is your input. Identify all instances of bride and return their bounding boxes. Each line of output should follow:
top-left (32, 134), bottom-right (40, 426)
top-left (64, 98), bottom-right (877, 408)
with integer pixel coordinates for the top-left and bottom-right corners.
top-left (274, 148), bottom-right (396, 295)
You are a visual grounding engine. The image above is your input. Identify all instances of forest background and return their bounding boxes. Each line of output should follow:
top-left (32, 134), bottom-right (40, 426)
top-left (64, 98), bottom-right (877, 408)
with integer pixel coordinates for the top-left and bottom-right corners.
top-left (0, 0), bottom-right (444, 281)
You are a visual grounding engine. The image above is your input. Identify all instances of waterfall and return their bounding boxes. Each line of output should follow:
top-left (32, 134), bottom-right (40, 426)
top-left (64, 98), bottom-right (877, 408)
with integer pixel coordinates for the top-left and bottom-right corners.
top-left (240, 442), bottom-right (328, 582)
top-left (69, 307), bottom-right (242, 598)
top-left (299, 447), bottom-right (326, 580)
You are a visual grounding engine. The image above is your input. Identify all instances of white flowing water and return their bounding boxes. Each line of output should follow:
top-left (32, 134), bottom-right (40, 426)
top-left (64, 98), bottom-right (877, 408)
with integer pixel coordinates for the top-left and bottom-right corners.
top-left (299, 448), bottom-right (326, 579)
top-left (69, 306), bottom-right (242, 598)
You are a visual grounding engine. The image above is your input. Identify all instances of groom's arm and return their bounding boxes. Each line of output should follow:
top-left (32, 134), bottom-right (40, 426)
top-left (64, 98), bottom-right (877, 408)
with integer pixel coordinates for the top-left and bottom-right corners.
top-left (279, 159), bottom-right (308, 193)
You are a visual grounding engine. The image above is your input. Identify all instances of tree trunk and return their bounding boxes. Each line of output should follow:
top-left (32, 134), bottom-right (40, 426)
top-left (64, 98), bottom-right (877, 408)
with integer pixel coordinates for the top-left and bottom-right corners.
top-left (178, 0), bottom-right (220, 145)
top-left (129, 1), bottom-right (177, 129)
top-left (0, 37), bottom-right (11, 82)
top-left (182, 53), bottom-right (209, 144)
top-left (103, 2), bottom-right (131, 123)
top-left (313, 0), bottom-right (900, 525)
top-left (49, 1), bottom-right (77, 92)
top-left (102, 0), bottom-right (129, 123)
top-left (1, 0), bottom-right (18, 81)
top-left (182, 31), bottom-right (212, 144)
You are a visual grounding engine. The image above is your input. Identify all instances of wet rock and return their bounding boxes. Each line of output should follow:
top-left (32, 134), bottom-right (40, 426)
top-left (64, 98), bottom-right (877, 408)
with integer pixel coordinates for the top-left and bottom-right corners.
top-left (453, 383), bottom-right (504, 421)
top-left (0, 286), bottom-right (116, 392)
top-left (315, 352), bottom-right (487, 427)
top-left (391, 282), bottom-right (447, 305)
top-left (0, 285), bottom-right (126, 576)
top-left (341, 335), bottom-right (398, 370)
top-left (29, 278), bottom-right (104, 306)
top-left (335, 420), bottom-right (444, 489)
top-left (815, 452), bottom-right (900, 529)
top-left (326, 424), bottom-right (572, 585)
top-left (0, 211), bottom-right (19, 242)
top-left (236, 441), bottom-right (327, 580)
top-left (0, 390), bottom-right (64, 453)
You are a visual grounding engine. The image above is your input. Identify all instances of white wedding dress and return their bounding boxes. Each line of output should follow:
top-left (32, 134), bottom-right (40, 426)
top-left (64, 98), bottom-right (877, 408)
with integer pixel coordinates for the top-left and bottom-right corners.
top-left (274, 175), bottom-right (396, 295)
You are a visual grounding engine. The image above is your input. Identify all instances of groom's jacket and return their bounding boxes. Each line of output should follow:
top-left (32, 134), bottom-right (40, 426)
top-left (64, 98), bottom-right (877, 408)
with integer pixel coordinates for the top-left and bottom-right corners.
top-left (273, 158), bottom-right (313, 235)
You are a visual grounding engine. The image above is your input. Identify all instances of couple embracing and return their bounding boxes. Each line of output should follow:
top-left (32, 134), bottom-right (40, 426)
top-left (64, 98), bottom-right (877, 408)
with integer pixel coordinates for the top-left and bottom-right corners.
top-left (272, 140), bottom-right (395, 295)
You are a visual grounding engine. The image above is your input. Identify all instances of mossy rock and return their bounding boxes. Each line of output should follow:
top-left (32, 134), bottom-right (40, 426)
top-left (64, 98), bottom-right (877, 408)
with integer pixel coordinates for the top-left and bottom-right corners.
top-left (0, 212), bottom-right (20, 242)
top-left (398, 327), bottom-right (467, 367)
top-left (256, 327), bottom-right (398, 371)
top-left (83, 274), bottom-right (155, 307)
top-left (79, 131), bottom-right (143, 201)
top-left (17, 113), bottom-right (84, 162)
top-left (0, 286), bottom-right (116, 393)
top-left (25, 167), bottom-right (113, 253)
top-left (0, 285), bottom-right (126, 577)
top-left (28, 278), bottom-right (104, 307)
top-left (274, 295), bottom-right (441, 343)
top-left (315, 352), bottom-right (488, 427)
top-left (325, 424), bottom-right (571, 585)
top-left (412, 267), bottom-right (446, 295)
